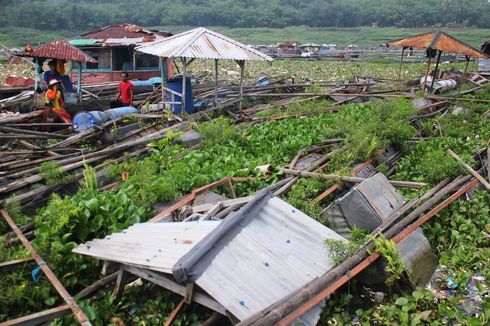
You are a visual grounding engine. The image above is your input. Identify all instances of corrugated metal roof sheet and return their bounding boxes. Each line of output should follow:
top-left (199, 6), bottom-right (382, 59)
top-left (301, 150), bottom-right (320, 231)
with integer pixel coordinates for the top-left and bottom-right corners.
top-left (136, 27), bottom-right (273, 61)
top-left (174, 191), bottom-right (345, 323)
top-left (104, 37), bottom-right (145, 46)
top-left (73, 221), bottom-right (220, 273)
top-left (21, 39), bottom-right (97, 62)
top-left (387, 31), bottom-right (487, 58)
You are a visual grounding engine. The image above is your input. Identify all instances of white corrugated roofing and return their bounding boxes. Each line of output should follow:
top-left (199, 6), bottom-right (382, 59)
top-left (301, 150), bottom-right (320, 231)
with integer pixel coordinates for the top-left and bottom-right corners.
top-left (136, 27), bottom-right (273, 61)
top-left (73, 221), bottom-right (220, 273)
top-left (194, 196), bottom-right (345, 322)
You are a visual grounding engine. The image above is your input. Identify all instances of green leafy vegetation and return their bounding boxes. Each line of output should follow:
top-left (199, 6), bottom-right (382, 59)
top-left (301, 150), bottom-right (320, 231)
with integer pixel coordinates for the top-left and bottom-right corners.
top-left (369, 233), bottom-right (406, 286)
top-left (39, 161), bottom-right (74, 185)
top-left (1, 80), bottom-right (489, 324)
top-left (324, 227), bottom-right (369, 265)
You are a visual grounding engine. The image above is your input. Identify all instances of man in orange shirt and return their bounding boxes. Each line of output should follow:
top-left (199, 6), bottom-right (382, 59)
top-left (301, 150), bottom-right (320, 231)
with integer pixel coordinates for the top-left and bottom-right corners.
top-left (113, 72), bottom-right (134, 107)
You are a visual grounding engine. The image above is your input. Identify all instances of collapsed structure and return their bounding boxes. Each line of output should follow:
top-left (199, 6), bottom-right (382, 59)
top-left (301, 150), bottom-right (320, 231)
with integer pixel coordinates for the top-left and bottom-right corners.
top-left (0, 28), bottom-right (489, 325)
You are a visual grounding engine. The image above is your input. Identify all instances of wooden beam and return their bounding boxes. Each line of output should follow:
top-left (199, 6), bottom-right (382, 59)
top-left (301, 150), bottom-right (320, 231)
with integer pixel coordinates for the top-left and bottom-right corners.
top-left (123, 265), bottom-right (226, 315)
top-left (192, 196), bottom-right (253, 213)
top-left (281, 169), bottom-right (427, 189)
top-left (112, 267), bottom-right (130, 301)
top-left (0, 304), bottom-right (71, 326)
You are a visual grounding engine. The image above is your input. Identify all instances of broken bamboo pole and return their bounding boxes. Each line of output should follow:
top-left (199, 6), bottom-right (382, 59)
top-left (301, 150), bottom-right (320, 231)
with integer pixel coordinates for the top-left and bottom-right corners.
top-left (0, 209), bottom-right (92, 326)
top-left (281, 168), bottom-right (426, 189)
top-left (448, 149), bottom-right (490, 191)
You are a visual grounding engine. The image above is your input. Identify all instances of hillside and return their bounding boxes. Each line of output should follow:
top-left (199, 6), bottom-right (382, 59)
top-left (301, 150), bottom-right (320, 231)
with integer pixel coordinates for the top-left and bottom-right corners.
top-left (0, 0), bottom-right (489, 32)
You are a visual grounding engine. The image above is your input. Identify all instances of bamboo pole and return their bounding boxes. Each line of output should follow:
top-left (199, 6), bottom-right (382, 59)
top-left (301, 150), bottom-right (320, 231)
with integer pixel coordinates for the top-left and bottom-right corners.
top-left (429, 50), bottom-right (442, 93)
top-left (397, 47), bottom-right (405, 93)
top-left (448, 149), bottom-right (490, 191)
top-left (238, 175), bottom-right (474, 326)
top-left (422, 54), bottom-right (433, 92)
top-left (281, 168), bottom-right (427, 189)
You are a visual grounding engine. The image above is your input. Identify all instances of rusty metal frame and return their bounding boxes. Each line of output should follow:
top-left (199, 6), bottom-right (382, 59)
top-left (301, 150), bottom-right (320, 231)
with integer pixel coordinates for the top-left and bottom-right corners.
top-left (0, 209), bottom-right (92, 326)
top-left (276, 177), bottom-right (479, 325)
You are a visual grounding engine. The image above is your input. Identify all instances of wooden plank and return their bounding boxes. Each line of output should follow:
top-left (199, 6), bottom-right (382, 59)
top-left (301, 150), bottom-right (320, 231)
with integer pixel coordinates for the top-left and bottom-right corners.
top-left (123, 265), bottom-right (226, 315)
top-left (192, 196), bottom-right (253, 213)
top-left (0, 305), bottom-right (71, 326)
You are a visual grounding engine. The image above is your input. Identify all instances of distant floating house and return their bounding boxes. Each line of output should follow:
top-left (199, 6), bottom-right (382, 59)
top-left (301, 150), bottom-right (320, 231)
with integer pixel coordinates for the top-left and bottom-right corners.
top-left (70, 24), bottom-right (173, 83)
top-left (279, 41), bottom-right (299, 53)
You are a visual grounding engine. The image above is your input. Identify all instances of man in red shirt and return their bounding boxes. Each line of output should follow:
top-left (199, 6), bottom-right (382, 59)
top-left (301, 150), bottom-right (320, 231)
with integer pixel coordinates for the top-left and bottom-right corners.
top-left (113, 72), bottom-right (134, 107)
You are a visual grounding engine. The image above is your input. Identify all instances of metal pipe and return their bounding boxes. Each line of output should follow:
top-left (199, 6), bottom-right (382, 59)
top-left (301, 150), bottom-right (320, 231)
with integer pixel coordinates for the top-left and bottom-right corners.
top-left (182, 58), bottom-right (187, 115)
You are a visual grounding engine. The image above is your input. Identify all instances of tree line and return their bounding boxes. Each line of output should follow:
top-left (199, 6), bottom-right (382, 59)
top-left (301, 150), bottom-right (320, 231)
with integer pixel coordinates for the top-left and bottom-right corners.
top-left (0, 0), bottom-right (489, 32)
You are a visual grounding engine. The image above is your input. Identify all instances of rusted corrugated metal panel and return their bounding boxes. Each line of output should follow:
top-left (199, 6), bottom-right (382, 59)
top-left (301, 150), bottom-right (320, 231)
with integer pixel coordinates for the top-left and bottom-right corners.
top-left (21, 39), bottom-right (97, 62)
top-left (388, 31), bottom-right (487, 58)
top-left (136, 27), bottom-right (273, 61)
top-left (79, 24), bottom-right (171, 40)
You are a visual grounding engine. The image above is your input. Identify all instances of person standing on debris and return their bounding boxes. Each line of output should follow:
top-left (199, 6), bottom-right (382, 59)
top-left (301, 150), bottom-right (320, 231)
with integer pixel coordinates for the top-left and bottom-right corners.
top-left (113, 72), bottom-right (134, 107)
top-left (43, 60), bottom-right (64, 91)
top-left (45, 80), bottom-right (71, 123)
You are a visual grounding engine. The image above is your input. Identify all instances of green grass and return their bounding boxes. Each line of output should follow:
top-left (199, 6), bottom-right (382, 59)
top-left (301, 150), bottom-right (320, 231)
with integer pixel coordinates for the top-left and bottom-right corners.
top-left (1, 26), bottom-right (489, 48)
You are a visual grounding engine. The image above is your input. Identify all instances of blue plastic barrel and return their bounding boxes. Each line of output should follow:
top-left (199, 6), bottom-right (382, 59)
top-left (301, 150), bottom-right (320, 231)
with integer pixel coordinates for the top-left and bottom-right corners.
top-left (166, 76), bottom-right (194, 114)
top-left (106, 106), bottom-right (138, 120)
top-left (72, 111), bottom-right (109, 132)
top-left (73, 112), bottom-right (95, 132)
top-left (130, 80), bottom-right (153, 87)
top-left (89, 111), bottom-right (109, 124)
top-left (148, 77), bottom-right (162, 85)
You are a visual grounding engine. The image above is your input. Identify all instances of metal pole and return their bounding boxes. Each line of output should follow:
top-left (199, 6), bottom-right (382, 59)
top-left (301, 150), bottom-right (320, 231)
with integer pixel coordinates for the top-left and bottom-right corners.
top-left (182, 58), bottom-right (187, 115)
top-left (463, 55), bottom-right (470, 81)
top-left (78, 62), bottom-right (82, 102)
top-left (34, 57), bottom-right (39, 107)
top-left (397, 47), bottom-right (406, 93)
top-left (422, 53), bottom-right (433, 92)
top-left (429, 50), bottom-right (442, 93)
top-left (214, 59), bottom-right (218, 106)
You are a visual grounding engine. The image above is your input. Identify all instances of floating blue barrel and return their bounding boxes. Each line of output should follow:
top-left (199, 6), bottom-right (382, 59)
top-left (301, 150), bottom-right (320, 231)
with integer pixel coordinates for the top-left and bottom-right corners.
top-left (73, 111), bottom-right (110, 132)
top-left (148, 77), bottom-right (162, 85)
top-left (166, 76), bottom-right (194, 114)
top-left (106, 106), bottom-right (138, 120)
top-left (130, 80), bottom-right (153, 87)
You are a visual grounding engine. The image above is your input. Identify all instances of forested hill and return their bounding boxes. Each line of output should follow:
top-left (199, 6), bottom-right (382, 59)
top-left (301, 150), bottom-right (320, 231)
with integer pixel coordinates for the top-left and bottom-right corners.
top-left (0, 0), bottom-right (489, 31)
